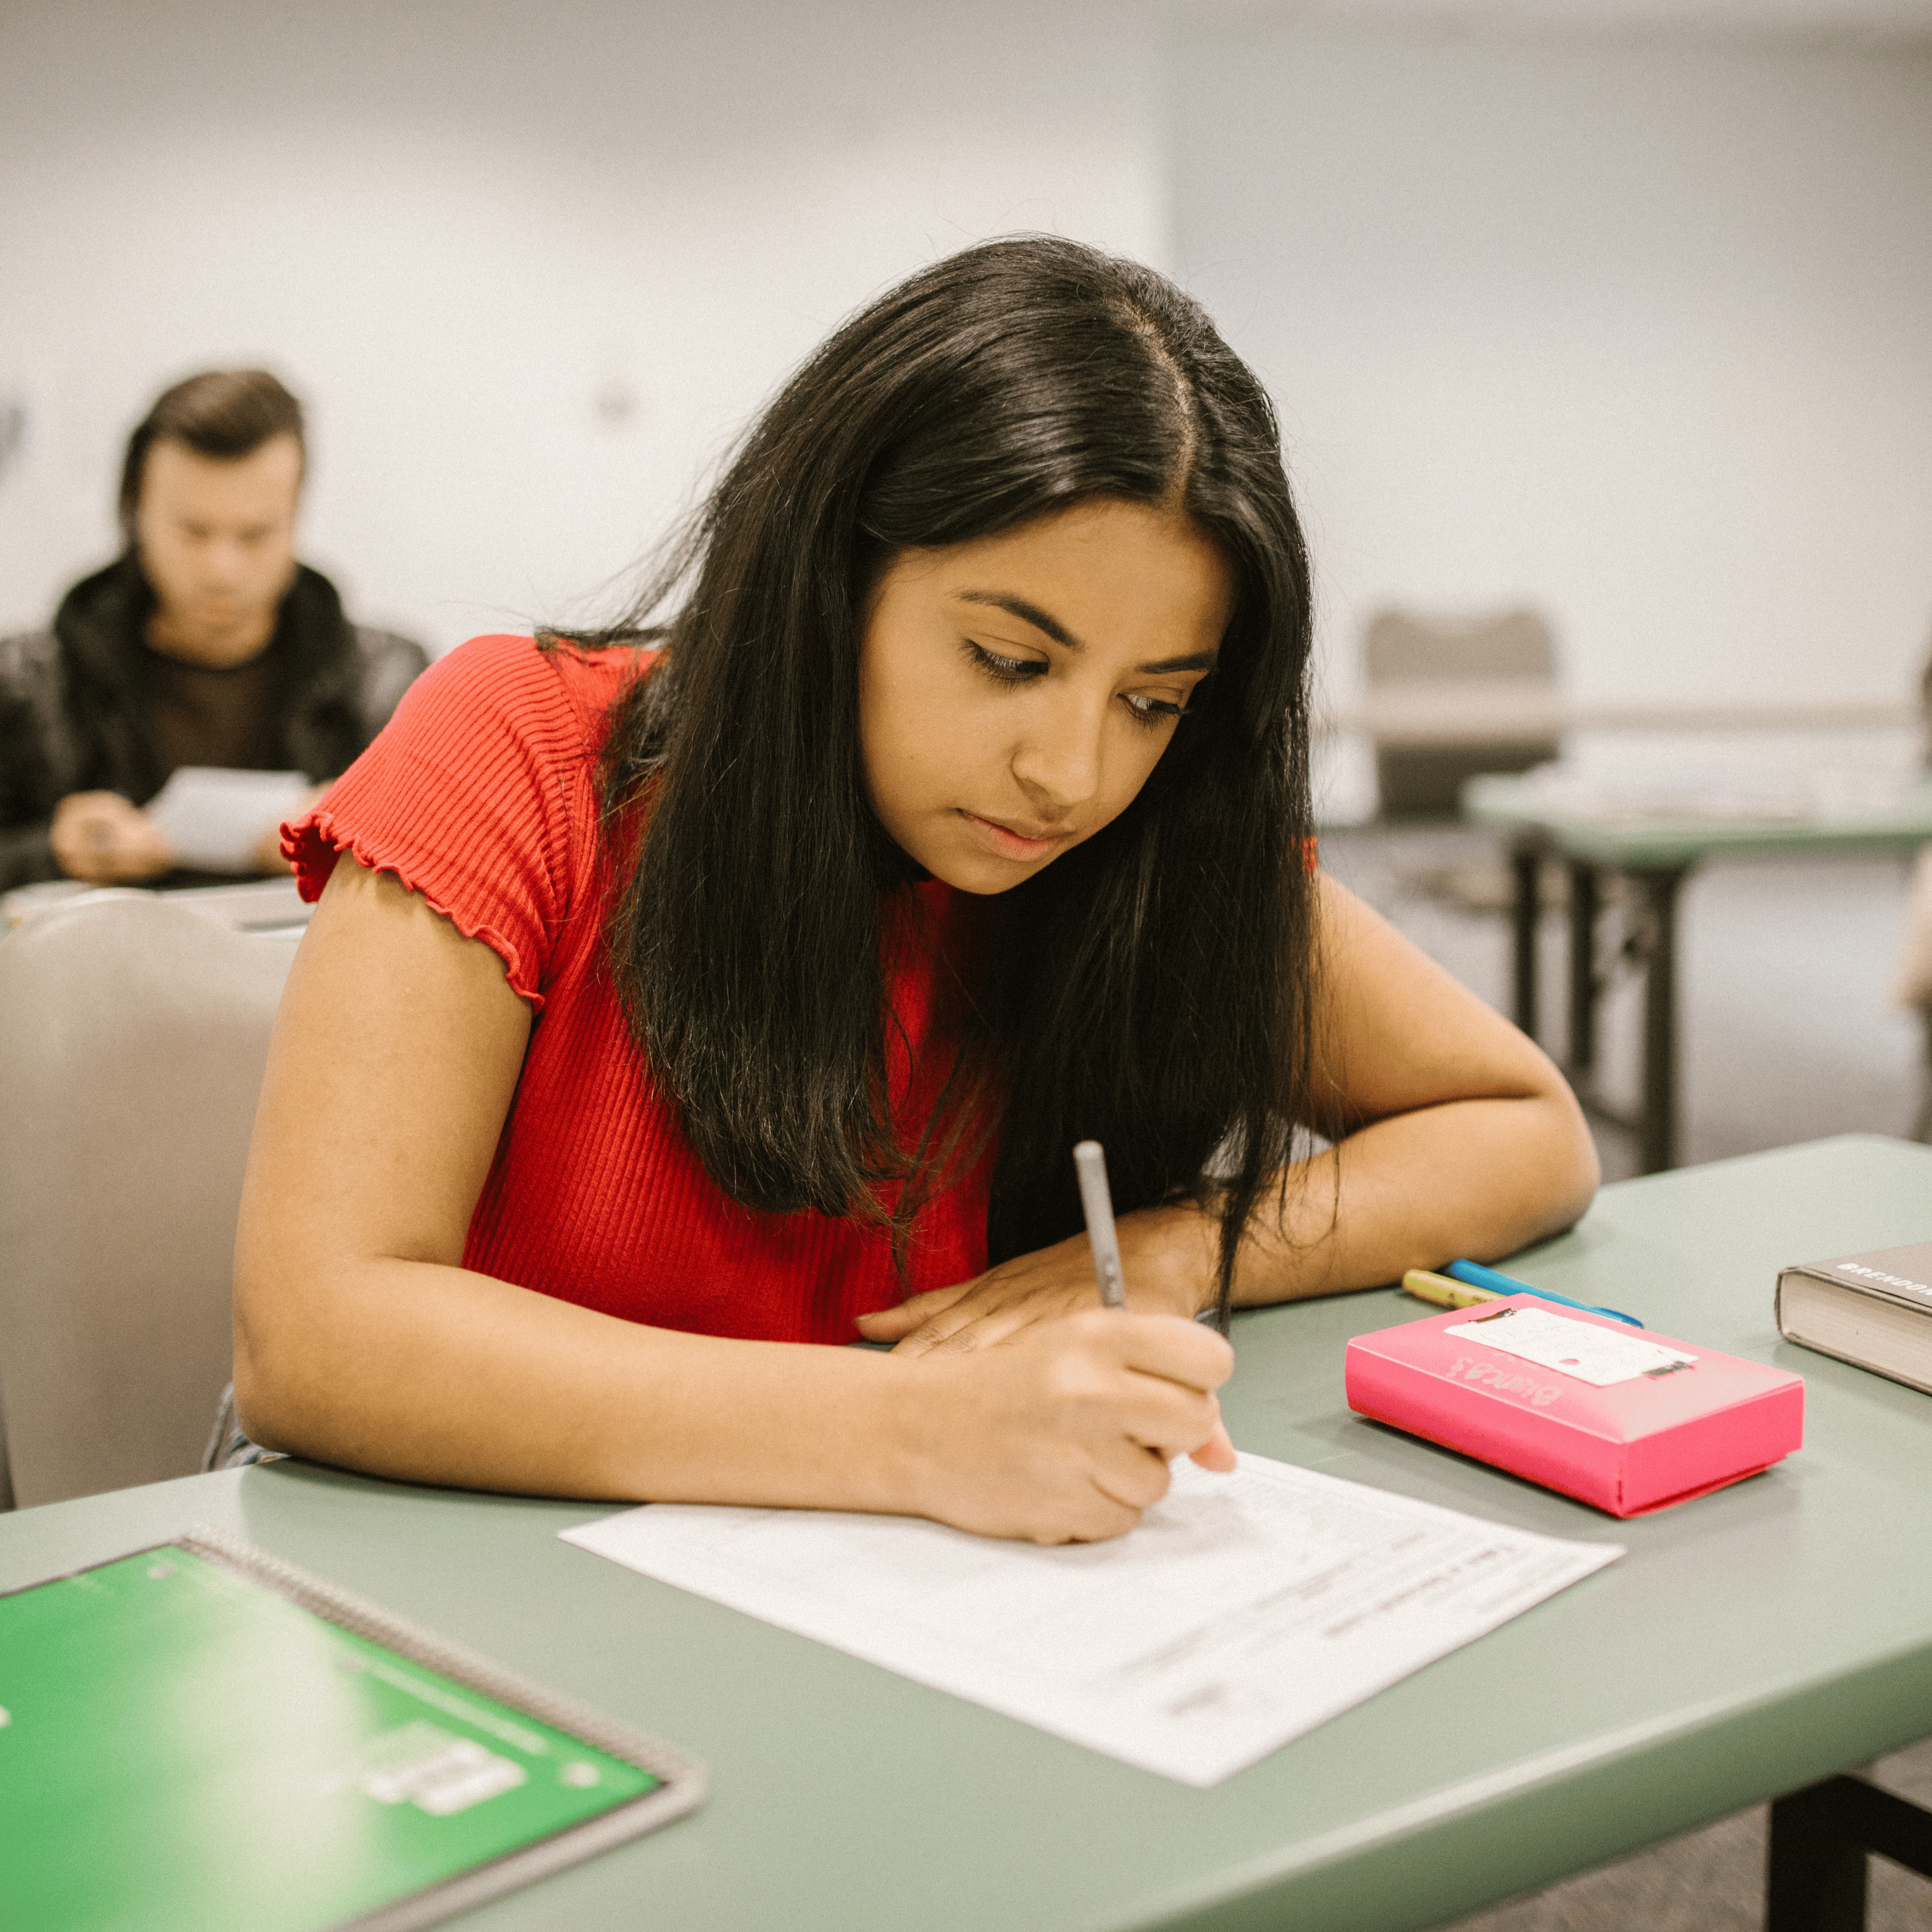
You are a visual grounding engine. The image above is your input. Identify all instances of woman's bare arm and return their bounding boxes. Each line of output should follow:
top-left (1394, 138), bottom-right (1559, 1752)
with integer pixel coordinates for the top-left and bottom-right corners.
top-left (233, 857), bottom-right (1234, 1539)
top-left (1222, 869), bottom-right (1599, 1302)
top-left (865, 871), bottom-right (1600, 1351)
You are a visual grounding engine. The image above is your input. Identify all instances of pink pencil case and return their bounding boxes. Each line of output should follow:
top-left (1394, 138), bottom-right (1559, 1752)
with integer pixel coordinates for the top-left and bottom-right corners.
top-left (1344, 1295), bottom-right (1804, 1517)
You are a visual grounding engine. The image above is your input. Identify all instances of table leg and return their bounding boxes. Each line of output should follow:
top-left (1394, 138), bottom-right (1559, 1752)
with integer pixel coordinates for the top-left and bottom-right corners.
top-left (1766, 1776), bottom-right (1932, 1932)
top-left (1511, 844), bottom-right (1540, 1041)
top-left (1768, 1783), bottom-right (1870, 1931)
top-left (1567, 861), bottom-right (1600, 1078)
top-left (1633, 866), bottom-right (1689, 1175)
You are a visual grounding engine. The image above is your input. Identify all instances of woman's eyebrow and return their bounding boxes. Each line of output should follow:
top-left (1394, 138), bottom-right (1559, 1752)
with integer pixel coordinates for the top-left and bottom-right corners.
top-left (954, 592), bottom-right (1219, 676)
top-left (956, 590), bottom-right (1079, 648)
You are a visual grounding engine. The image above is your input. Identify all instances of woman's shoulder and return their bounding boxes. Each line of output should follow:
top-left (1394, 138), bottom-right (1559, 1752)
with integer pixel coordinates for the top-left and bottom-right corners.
top-left (290, 634), bottom-right (662, 981)
top-left (412, 633), bottom-right (651, 719)
top-left (376, 634), bottom-right (658, 774)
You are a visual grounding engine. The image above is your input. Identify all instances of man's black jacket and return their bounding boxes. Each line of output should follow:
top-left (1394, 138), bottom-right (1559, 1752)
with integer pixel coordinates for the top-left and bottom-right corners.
top-left (0, 555), bottom-right (426, 888)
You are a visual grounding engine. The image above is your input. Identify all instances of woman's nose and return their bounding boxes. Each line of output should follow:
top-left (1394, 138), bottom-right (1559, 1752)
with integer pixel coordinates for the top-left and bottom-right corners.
top-left (1010, 699), bottom-right (1105, 811)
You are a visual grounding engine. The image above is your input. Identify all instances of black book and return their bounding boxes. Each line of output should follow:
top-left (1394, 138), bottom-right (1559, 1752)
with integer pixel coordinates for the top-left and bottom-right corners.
top-left (1776, 1241), bottom-right (1932, 1398)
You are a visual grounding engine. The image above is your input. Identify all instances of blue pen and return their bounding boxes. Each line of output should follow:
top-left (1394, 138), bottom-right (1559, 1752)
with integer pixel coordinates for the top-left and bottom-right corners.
top-left (1445, 1258), bottom-right (1645, 1329)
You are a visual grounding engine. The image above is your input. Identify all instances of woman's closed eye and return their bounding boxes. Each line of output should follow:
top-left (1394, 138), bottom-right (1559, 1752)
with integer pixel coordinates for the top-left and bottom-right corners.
top-left (961, 639), bottom-right (1046, 685)
top-left (963, 639), bottom-right (1197, 727)
top-left (1124, 690), bottom-right (1188, 726)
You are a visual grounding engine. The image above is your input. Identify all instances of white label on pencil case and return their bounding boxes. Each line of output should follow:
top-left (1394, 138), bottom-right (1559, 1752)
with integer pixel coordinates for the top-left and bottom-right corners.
top-left (1443, 1306), bottom-right (1698, 1386)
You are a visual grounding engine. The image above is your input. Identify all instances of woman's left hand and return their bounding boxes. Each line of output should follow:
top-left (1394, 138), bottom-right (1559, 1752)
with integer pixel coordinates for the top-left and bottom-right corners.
top-left (856, 1204), bottom-right (1219, 1357)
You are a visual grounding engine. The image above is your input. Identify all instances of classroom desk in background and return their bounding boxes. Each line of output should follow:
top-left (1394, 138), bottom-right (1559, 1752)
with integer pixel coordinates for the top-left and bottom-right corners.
top-left (5, 1134), bottom-right (1931, 1932)
top-left (1464, 774), bottom-right (1932, 1175)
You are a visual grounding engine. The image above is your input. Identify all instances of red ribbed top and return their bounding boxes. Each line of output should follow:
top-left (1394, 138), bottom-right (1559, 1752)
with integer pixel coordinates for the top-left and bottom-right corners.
top-left (287, 633), bottom-right (996, 1345)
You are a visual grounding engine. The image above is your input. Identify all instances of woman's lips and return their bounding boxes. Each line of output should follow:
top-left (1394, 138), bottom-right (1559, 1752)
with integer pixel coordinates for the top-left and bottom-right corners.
top-left (958, 810), bottom-right (1070, 861)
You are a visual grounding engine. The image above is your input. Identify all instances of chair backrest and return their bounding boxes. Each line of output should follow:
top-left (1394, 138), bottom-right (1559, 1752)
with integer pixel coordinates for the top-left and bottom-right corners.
top-left (1360, 607), bottom-right (1561, 819)
top-left (1362, 607), bottom-right (1556, 687)
top-left (0, 895), bottom-right (300, 1507)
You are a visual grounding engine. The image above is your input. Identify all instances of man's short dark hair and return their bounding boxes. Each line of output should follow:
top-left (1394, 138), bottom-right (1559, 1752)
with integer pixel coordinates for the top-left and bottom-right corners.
top-left (118, 369), bottom-right (306, 537)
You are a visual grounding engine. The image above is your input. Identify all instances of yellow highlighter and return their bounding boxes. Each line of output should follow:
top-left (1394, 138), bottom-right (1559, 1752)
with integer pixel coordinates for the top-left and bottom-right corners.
top-left (1400, 1267), bottom-right (1501, 1312)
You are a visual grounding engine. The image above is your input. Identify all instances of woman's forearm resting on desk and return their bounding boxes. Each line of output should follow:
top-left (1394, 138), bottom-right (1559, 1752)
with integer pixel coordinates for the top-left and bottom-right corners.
top-left (1233, 875), bottom-right (1600, 1300)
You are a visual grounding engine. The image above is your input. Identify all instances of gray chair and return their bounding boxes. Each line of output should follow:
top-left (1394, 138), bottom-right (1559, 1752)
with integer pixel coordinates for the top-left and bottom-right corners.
top-left (1361, 607), bottom-right (1563, 819)
top-left (0, 894), bottom-right (300, 1507)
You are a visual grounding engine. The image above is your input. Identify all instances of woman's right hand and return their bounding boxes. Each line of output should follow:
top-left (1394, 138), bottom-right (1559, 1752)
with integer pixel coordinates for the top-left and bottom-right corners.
top-left (888, 1308), bottom-right (1237, 1544)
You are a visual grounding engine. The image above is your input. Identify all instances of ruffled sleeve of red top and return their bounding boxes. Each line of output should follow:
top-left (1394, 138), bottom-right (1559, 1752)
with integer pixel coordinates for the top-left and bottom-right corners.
top-left (284, 634), bottom-right (624, 1010)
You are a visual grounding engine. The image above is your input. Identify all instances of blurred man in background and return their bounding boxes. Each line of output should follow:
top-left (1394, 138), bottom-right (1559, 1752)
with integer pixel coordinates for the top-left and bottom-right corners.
top-left (0, 369), bottom-right (426, 888)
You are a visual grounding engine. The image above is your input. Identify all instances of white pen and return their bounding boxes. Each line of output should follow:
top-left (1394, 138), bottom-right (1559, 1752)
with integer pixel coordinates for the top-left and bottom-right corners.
top-left (1072, 1140), bottom-right (1127, 1309)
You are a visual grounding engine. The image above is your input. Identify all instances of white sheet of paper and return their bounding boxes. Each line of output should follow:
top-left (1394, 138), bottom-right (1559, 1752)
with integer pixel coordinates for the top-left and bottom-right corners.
top-left (561, 1451), bottom-right (1621, 1786)
top-left (1444, 1306), bottom-right (1698, 1386)
top-left (145, 766), bottom-right (311, 872)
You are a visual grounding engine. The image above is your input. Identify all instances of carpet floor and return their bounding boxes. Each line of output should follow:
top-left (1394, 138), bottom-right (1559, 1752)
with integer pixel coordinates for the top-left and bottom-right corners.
top-left (1433, 1739), bottom-right (1932, 1931)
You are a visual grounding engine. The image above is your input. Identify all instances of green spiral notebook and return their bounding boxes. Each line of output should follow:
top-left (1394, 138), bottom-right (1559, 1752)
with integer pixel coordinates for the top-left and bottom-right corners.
top-left (0, 1527), bottom-right (703, 1931)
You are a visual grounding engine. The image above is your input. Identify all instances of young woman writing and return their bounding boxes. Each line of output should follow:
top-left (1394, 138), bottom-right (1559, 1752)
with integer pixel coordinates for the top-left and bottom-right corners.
top-left (233, 239), bottom-right (1597, 1544)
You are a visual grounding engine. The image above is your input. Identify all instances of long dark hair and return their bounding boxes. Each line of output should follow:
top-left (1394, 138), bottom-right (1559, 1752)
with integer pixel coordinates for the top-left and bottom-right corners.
top-left (578, 236), bottom-right (1318, 1324)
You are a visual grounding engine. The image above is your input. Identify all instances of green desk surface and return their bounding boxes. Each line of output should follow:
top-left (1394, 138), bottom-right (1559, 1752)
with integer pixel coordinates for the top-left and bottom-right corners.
top-left (6, 1135), bottom-right (1932, 1932)
top-left (1463, 772), bottom-right (1932, 869)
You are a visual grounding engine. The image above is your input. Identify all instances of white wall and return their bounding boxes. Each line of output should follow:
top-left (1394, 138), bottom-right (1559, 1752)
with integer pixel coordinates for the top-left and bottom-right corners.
top-left (1168, 19), bottom-right (1932, 714)
top-left (0, 0), bottom-right (1163, 652)
top-left (10, 1), bottom-right (1928, 709)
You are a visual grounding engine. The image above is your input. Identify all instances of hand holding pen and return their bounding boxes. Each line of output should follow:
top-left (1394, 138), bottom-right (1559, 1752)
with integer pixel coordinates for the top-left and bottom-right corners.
top-left (848, 1140), bottom-right (1236, 1536)
top-left (1075, 1140), bottom-right (1237, 1473)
